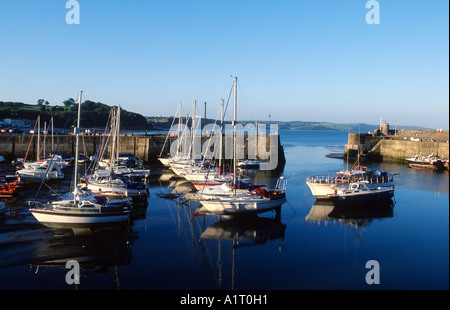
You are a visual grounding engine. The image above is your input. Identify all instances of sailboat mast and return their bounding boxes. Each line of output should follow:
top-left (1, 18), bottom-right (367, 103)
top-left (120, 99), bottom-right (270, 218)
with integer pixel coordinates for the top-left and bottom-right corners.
top-left (204, 101), bottom-right (207, 135)
top-left (178, 103), bottom-right (182, 155)
top-left (116, 106), bottom-right (121, 164)
top-left (233, 76), bottom-right (237, 195)
top-left (110, 108), bottom-right (118, 176)
top-left (219, 98), bottom-right (224, 175)
top-left (43, 121), bottom-right (46, 158)
top-left (51, 117), bottom-right (54, 155)
top-left (37, 115), bottom-right (40, 161)
top-left (192, 100), bottom-right (196, 160)
top-left (73, 91), bottom-right (83, 203)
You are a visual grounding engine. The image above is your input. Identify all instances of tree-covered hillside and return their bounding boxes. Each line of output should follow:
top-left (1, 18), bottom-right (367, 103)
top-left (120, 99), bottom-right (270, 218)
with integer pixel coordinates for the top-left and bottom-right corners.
top-left (0, 100), bottom-right (153, 130)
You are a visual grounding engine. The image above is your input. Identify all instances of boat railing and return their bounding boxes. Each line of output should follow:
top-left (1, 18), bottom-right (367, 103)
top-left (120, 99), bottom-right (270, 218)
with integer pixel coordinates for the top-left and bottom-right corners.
top-left (306, 175), bottom-right (336, 184)
top-left (307, 173), bottom-right (394, 184)
top-left (28, 201), bottom-right (43, 209)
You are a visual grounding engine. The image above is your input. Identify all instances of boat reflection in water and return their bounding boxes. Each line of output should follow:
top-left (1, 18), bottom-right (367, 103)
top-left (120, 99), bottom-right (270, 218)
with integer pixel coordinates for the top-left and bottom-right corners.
top-left (199, 208), bottom-right (286, 289)
top-left (306, 199), bottom-right (394, 238)
top-left (29, 228), bottom-right (136, 289)
top-left (200, 213), bottom-right (286, 247)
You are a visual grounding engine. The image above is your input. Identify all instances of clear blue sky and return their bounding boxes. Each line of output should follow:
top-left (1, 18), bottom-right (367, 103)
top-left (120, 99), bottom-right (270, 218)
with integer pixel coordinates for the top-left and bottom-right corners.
top-left (0, 0), bottom-right (448, 129)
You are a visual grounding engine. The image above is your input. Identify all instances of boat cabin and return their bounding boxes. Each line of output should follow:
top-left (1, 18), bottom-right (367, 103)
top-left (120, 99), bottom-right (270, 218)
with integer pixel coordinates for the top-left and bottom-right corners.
top-left (352, 166), bottom-right (370, 174)
top-left (333, 171), bottom-right (352, 183)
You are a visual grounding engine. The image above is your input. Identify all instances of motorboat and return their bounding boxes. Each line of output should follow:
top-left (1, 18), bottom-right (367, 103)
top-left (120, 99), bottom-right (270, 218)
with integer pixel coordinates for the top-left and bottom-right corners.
top-left (306, 165), bottom-right (395, 200)
top-left (405, 153), bottom-right (444, 170)
top-left (0, 175), bottom-right (24, 198)
top-left (327, 181), bottom-right (394, 205)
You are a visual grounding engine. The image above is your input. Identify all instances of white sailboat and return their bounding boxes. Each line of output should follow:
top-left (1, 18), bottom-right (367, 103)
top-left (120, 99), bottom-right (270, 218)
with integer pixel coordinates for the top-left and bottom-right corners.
top-left (83, 169), bottom-right (148, 199)
top-left (199, 77), bottom-right (287, 215)
top-left (16, 116), bottom-right (66, 183)
top-left (16, 160), bottom-right (64, 183)
top-left (29, 91), bottom-right (133, 230)
top-left (197, 182), bottom-right (245, 199)
top-left (199, 176), bottom-right (287, 215)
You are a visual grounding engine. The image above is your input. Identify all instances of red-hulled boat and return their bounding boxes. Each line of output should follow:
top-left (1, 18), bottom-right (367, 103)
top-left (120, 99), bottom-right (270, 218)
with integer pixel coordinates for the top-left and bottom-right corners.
top-left (0, 176), bottom-right (24, 198)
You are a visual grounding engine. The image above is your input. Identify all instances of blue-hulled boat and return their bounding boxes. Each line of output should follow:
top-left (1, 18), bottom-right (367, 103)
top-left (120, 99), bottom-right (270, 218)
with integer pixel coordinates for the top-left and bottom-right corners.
top-left (328, 181), bottom-right (394, 205)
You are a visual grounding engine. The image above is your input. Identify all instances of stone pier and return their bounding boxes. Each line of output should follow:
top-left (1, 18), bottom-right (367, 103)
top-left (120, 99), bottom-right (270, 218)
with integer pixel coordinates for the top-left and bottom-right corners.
top-left (344, 130), bottom-right (449, 162)
top-left (0, 133), bottom-right (286, 170)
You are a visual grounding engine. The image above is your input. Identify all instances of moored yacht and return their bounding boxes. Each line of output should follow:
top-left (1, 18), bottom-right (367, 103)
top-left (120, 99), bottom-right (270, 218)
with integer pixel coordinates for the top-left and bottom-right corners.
top-left (199, 177), bottom-right (287, 215)
top-left (82, 169), bottom-right (148, 200)
top-left (29, 189), bottom-right (132, 229)
top-left (16, 160), bottom-right (64, 183)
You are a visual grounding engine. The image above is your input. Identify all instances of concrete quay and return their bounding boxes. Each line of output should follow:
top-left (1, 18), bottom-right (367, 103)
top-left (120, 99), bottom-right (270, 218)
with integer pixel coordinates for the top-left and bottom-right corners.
top-left (0, 133), bottom-right (285, 170)
top-left (344, 130), bottom-right (449, 163)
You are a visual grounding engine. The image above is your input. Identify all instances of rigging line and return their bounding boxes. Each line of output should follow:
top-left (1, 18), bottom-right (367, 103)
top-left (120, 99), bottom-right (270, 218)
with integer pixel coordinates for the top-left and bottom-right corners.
top-left (42, 181), bottom-right (64, 199)
top-left (176, 102), bottom-right (195, 158)
top-left (222, 81), bottom-right (234, 124)
top-left (237, 80), bottom-right (252, 123)
top-left (200, 103), bottom-right (222, 168)
top-left (86, 109), bottom-right (113, 175)
top-left (23, 117), bottom-right (39, 162)
top-left (159, 104), bottom-right (181, 158)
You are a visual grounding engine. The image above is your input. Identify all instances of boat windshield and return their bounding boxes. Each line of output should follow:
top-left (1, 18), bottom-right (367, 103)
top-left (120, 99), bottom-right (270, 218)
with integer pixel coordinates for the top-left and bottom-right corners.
top-left (352, 166), bottom-right (371, 173)
top-left (334, 172), bottom-right (352, 182)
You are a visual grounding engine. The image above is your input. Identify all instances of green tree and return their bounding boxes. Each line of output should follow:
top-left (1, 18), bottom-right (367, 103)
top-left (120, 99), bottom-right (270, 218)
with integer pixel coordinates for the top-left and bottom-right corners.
top-left (63, 98), bottom-right (75, 106)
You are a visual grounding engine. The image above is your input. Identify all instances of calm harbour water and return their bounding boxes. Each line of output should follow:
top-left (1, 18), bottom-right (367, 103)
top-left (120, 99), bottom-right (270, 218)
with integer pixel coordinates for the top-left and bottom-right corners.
top-left (0, 130), bottom-right (448, 290)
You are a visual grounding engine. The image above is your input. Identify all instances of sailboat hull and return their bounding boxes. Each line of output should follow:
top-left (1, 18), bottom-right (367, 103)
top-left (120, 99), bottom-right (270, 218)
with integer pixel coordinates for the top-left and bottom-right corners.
top-left (29, 208), bottom-right (131, 228)
top-left (200, 196), bottom-right (286, 215)
top-left (158, 158), bottom-right (171, 166)
top-left (183, 174), bottom-right (218, 182)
